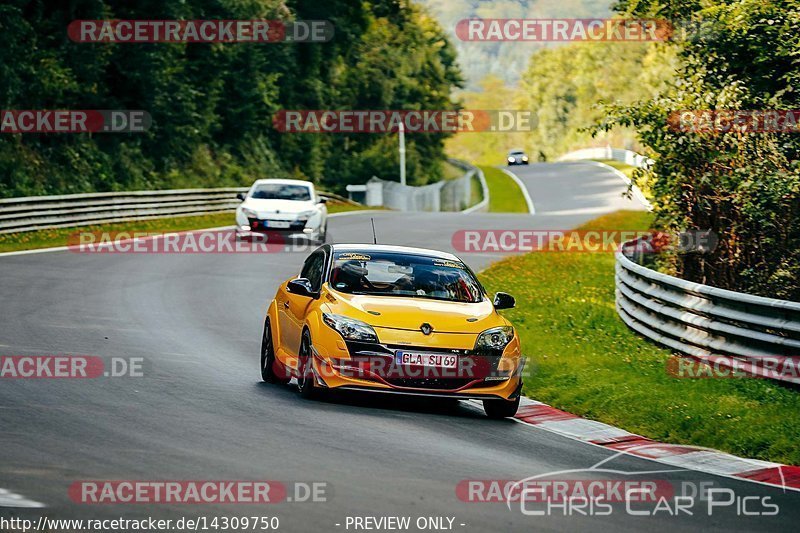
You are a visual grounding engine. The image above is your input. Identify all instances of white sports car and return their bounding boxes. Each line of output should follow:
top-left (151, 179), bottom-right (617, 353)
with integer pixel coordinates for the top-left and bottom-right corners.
top-left (235, 179), bottom-right (328, 243)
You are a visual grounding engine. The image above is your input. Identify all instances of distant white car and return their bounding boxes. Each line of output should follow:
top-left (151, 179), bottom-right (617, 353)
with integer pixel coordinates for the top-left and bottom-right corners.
top-left (506, 149), bottom-right (529, 165)
top-left (235, 179), bottom-right (328, 243)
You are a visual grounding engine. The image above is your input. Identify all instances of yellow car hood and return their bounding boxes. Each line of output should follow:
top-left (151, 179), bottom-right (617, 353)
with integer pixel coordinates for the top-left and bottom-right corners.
top-left (323, 288), bottom-right (506, 334)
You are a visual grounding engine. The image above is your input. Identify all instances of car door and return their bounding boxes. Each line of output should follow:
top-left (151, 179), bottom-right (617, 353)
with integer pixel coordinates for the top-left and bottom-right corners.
top-left (279, 250), bottom-right (325, 358)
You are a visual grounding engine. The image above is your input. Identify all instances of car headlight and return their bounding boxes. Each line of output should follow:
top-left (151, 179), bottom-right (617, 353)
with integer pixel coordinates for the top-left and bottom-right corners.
top-left (507, 156), bottom-right (515, 162)
top-left (296, 209), bottom-right (316, 221)
top-left (475, 326), bottom-right (514, 351)
top-left (242, 207), bottom-right (257, 219)
top-left (522, 156), bottom-right (528, 161)
top-left (323, 313), bottom-right (378, 342)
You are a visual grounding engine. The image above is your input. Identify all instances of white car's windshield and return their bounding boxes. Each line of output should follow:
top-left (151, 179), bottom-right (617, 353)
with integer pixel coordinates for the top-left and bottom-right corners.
top-left (251, 183), bottom-right (312, 201)
top-left (329, 251), bottom-right (483, 303)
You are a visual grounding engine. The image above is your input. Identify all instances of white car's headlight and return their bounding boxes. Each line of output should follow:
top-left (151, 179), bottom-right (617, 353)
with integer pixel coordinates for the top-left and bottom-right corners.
top-left (522, 156), bottom-right (528, 161)
top-left (323, 313), bottom-right (378, 342)
top-left (475, 326), bottom-right (514, 351)
top-left (242, 207), bottom-right (257, 219)
top-left (296, 209), bottom-right (317, 220)
top-left (507, 156), bottom-right (515, 162)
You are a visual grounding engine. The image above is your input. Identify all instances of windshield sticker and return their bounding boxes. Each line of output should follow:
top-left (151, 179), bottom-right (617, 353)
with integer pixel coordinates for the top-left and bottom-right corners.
top-left (336, 252), bottom-right (371, 261)
top-left (432, 260), bottom-right (463, 268)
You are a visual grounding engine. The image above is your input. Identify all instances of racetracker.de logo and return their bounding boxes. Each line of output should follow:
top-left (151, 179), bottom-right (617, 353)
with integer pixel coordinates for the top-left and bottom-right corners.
top-left (67, 230), bottom-right (291, 254)
top-left (456, 479), bottom-right (674, 503)
top-left (69, 481), bottom-right (287, 504)
top-left (666, 355), bottom-right (800, 380)
top-left (68, 20), bottom-right (334, 43)
top-left (452, 230), bottom-right (717, 253)
top-left (0, 356), bottom-right (143, 378)
top-left (668, 110), bottom-right (800, 134)
top-left (455, 18), bottom-right (671, 42)
top-left (272, 110), bottom-right (535, 133)
top-left (1, 110), bottom-right (150, 133)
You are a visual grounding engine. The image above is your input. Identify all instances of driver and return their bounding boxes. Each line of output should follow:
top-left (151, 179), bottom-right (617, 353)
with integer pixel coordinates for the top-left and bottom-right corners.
top-left (413, 267), bottom-right (449, 298)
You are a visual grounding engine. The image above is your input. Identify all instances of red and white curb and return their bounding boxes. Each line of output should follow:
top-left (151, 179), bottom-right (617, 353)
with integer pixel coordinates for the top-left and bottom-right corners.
top-left (513, 397), bottom-right (800, 492)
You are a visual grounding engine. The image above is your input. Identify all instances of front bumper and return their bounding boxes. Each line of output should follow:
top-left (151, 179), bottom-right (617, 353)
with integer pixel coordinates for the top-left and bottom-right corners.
top-left (309, 338), bottom-right (524, 401)
top-left (236, 218), bottom-right (316, 240)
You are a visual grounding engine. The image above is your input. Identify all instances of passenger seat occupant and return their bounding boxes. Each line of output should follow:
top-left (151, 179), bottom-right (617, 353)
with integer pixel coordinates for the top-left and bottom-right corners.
top-left (331, 260), bottom-right (371, 291)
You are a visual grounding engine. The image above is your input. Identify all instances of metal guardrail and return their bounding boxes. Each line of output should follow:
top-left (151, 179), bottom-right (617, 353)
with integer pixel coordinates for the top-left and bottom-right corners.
top-left (0, 188), bottom-right (355, 234)
top-left (559, 147), bottom-right (653, 169)
top-left (616, 240), bottom-right (800, 384)
top-left (360, 159), bottom-right (483, 212)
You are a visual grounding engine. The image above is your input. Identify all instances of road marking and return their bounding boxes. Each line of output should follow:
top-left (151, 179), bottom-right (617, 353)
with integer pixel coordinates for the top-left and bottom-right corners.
top-left (582, 160), bottom-right (652, 211)
top-left (0, 487), bottom-right (45, 508)
top-left (499, 168), bottom-right (536, 214)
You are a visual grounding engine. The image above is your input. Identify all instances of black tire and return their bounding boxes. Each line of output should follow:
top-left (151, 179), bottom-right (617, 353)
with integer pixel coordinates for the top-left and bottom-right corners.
top-left (260, 318), bottom-right (288, 384)
top-left (296, 330), bottom-right (322, 399)
top-left (483, 396), bottom-right (520, 419)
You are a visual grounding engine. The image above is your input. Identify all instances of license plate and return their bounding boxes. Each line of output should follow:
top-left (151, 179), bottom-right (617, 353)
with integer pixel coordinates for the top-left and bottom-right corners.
top-left (265, 220), bottom-right (291, 229)
top-left (396, 351), bottom-right (457, 368)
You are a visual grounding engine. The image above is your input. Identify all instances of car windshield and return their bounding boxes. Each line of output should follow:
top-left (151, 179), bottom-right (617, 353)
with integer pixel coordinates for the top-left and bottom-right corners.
top-left (509, 151), bottom-right (524, 155)
top-left (329, 251), bottom-right (483, 303)
top-left (251, 183), bottom-right (312, 201)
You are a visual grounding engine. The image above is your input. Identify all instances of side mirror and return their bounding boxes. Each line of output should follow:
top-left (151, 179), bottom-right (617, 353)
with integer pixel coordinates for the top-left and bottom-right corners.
top-left (317, 197), bottom-right (328, 204)
top-left (493, 292), bottom-right (515, 310)
top-left (287, 278), bottom-right (316, 298)
top-left (236, 192), bottom-right (246, 201)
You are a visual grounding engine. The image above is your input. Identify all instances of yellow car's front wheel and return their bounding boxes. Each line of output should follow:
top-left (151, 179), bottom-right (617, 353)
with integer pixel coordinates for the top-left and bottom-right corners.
top-left (297, 330), bottom-right (323, 399)
top-left (261, 318), bottom-right (289, 384)
top-left (483, 396), bottom-right (520, 419)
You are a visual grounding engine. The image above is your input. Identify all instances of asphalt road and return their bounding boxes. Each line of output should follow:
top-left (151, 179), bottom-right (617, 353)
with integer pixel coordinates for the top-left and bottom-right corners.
top-left (1, 162), bottom-right (797, 532)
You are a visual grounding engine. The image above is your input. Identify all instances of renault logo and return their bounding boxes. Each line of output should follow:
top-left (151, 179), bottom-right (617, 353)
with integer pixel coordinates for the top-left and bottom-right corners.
top-left (420, 323), bottom-right (433, 335)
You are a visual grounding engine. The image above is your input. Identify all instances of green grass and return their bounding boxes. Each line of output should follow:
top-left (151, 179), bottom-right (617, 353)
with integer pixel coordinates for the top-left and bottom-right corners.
top-left (479, 210), bottom-right (800, 465)
top-left (0, 201), bottom-right (367, 253)
top-left (470, 174), bottom-right (483, 208)
top-left (480, 166), bottom-right (529, 213)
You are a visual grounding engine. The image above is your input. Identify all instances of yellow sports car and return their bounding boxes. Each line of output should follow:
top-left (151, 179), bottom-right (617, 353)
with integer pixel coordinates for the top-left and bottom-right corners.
top-left (260, 244), bottom-right (524, 418)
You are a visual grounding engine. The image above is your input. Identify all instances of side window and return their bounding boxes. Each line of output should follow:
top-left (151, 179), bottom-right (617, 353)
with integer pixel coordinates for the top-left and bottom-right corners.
top-left (300, 252), bottom-right (325, 292)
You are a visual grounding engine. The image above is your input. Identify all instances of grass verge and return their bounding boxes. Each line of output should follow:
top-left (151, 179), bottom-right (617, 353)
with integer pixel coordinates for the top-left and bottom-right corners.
top-left (0, 201), bottom-right (367, 253)
top-left (479, 209), bottom-right (800, 465)
top-left (480, 166), bottom-right (529, 213)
